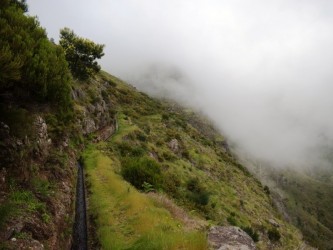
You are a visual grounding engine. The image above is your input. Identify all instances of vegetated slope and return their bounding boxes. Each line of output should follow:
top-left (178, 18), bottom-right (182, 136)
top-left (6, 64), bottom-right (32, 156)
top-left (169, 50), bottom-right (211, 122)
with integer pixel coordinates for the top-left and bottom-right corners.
top-left (250, 165), bottom-right (333, 250)
top-left (80, 71), bottom-right (305, 249)
top-left (0, 1), bottom-right (81, 249)
top-left (82, 147), bottom-right (208, 250)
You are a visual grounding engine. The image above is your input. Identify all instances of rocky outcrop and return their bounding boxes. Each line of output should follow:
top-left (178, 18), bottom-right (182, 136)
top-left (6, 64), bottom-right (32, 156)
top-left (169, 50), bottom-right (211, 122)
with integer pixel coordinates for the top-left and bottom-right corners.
top-left (168, 139), bottom-right (180, 153)
top-left (93, 121), bottom-right (117, 142)
top-left (72, 86), bottom-right (114, 135)
top-left (34, 116), bottom-right (52, 157)
top-left (208, 226), bottom-right (257, 250)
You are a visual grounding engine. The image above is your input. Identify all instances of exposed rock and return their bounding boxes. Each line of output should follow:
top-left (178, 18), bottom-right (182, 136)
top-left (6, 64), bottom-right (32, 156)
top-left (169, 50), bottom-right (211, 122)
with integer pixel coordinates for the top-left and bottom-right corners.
top-left (148, 151), bottom-right (159, 161)
top-left (34, 116), bottom-right (51, 157)
top-left (168, 139), bottom-right (180, 153)
top-left (82, 117), bottom-right (96, 134)
top-left (8, 238), bottom-right (44, 250)
top-left (5, 222), bottom-right (24, 240)
top-left (268, 219), bottom-right (280, 228)
top-left (208, 226), bottom-right (257, 250)
top-left (16, 139), bottom-right (23, 146)
top-left (24, 220), bottom-right (53, 240)
top-left (71, 87), bottom-right (86, 101)
top-left (87, 104), bottom-right (95, 113)
top-left (93, 124), bottom-right (116, 142)
top-left (80, 97), bottom-right (113, 135)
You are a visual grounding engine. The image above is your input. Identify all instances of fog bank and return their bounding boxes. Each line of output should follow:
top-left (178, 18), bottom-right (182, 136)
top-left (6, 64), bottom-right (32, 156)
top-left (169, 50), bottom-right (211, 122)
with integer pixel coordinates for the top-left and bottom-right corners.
top-left (28, 0), bottom-right (333, 168)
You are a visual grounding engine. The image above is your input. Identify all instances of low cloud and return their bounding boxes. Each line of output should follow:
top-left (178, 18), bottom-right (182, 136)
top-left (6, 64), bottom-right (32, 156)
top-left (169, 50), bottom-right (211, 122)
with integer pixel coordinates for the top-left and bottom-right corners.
top-left (29, 0), bottom-right (333, 168)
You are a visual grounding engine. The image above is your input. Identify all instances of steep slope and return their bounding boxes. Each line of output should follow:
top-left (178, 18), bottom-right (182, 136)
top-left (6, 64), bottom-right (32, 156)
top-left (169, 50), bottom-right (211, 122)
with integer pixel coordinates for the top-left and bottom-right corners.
top-left (0, 67), bottom-right (307, 249)
top-left (246, 163), bottom-right (333, 250)
top-left (76, 71), bottom-right (305, 249)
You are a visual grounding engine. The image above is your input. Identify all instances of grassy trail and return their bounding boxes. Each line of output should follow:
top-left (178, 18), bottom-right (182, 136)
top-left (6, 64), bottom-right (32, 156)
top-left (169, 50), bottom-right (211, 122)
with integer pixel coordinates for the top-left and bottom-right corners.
top-left (82, 146), bottom-right (207, 250)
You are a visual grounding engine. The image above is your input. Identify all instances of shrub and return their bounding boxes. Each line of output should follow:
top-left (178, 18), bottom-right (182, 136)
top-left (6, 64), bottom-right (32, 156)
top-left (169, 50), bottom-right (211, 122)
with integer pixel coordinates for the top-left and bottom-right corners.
top-left (181, 150), bottom-right (190, 160)
top-left (121, 157), bottom-right (162, 190)
top-left (227, 215), bottom-right (238, 226)
top-left (162, 151), bottom-right (177, 161)
top-left (101, 89), bottom-right (108, 101)
top-left (136, 132), bottom-right (147, 142)
top-left (162, 113), bottom-right (169, 121)
top-left (186, 178), bottom-right (210, 206)
top-left (268, 228), bottom-right (281, 242)
top-left (162, 172), bottom-right (181, 197)
top-left (0, 203), bottom-right (13, 228)
top-left (0, 106), bottom-right (34, 139)
top-left (242, 226), bottom-right (259, 242)
top-left (115, 142), bottom-right (145, 157)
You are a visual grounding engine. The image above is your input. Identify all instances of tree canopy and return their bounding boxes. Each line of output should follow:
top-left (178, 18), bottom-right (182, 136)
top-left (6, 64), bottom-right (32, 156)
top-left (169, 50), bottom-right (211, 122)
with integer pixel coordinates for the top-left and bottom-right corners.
top-left (59, 28), bottom-right (105, 80)
top-left (0, 0), bottom-right (72, 113)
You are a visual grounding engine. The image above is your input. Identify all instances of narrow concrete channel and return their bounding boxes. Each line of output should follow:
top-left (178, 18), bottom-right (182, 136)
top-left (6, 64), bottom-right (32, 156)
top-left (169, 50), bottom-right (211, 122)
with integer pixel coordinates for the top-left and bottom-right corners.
top-left (72, 162), bottom-right (88, 250)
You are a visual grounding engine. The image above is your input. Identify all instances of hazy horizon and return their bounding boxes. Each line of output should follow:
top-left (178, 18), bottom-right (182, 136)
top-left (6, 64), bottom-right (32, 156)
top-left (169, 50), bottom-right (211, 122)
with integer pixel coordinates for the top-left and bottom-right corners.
top-left (28, 0), bottom-right (333, 169)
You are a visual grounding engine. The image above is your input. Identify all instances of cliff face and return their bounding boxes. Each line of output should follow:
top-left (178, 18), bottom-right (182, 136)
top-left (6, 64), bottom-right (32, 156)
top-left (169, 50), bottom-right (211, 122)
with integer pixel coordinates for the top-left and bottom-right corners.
top-left (0, 75), bottom-right (116, 249)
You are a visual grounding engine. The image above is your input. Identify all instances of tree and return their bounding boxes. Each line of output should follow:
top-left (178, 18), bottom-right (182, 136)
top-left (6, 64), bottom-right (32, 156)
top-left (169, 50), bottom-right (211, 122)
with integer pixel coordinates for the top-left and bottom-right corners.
top-left (59, 28), bottom-right (105, 80)
top-left (0, 0), bottom-right (73, 115)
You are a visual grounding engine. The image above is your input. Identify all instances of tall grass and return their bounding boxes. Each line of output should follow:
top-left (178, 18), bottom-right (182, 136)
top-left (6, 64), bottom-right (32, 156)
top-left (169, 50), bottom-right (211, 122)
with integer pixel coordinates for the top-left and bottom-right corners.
top-left (82, 147), bottom-right (208, 250)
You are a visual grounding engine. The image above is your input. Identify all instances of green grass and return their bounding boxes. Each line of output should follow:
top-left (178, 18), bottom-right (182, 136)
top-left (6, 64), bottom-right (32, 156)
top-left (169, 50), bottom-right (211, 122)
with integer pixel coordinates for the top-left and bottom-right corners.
top-left (0, 188), bottom-right (49, 230)
top-left (82, 146), bottom-right (207, 250)
top-left (111, 113), bottom-right (139, 143)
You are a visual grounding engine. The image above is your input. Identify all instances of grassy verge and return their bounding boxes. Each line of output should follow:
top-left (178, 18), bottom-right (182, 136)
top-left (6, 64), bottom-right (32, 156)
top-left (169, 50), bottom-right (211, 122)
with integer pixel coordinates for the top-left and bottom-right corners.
top-left (82, 146), bottom-right (207, 250)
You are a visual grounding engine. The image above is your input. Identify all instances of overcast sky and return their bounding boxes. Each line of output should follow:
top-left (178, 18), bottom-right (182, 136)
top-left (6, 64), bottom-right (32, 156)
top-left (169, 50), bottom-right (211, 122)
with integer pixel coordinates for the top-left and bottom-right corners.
top-left (28, 0), bottom-right (333, 169)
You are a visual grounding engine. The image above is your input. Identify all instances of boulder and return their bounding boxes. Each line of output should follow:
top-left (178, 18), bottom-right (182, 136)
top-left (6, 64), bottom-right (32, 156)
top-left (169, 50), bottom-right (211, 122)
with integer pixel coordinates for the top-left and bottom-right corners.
top-left (268, 219), bottom-right (280, 228)
top-left (82, 117), bottom-right (96, 134)
top-left (208, 226), bottom-right (257, 250)
top-left (168, 139), bottom-right (179, 153)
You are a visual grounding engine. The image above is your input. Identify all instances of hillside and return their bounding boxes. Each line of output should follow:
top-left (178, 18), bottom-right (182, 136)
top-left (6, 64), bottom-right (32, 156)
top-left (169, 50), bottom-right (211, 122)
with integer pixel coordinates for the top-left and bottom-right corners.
top-left (76, 72), bottom-right (306, 249)
top-left (0, 69), bottom-right (308, 249)
top-left (0, 1), bottom-right (311, 249)
top-left (246, 164), bottom-right (333, 250)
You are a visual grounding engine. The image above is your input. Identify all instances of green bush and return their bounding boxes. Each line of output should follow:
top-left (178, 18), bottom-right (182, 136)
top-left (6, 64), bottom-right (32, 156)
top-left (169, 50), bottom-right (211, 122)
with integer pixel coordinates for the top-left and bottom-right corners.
top-left (162, 172), bottom-right (181, 197)
top-left (0, 203), bottom-right (13, 228)
top-left (268, 228), bottom-right (281, 242)
top-left (115, 142), bottom-right (145, 157)
top-left (0, 106), bottom-right (34, 139)
top-left (227, 215), bottom-right (238, 226)
top-left (242, 226), bottom-right (259, 242)
top-left (186, 178), bottom-right (210, 206)
top-left (162, 151), bottom-right (177, 161)
top-left (136, 133), bottom-right (147, 142)
top-left (162, 113), bottom-right (169, 121)
top-left (121, 157), bottom-right (162, 190)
